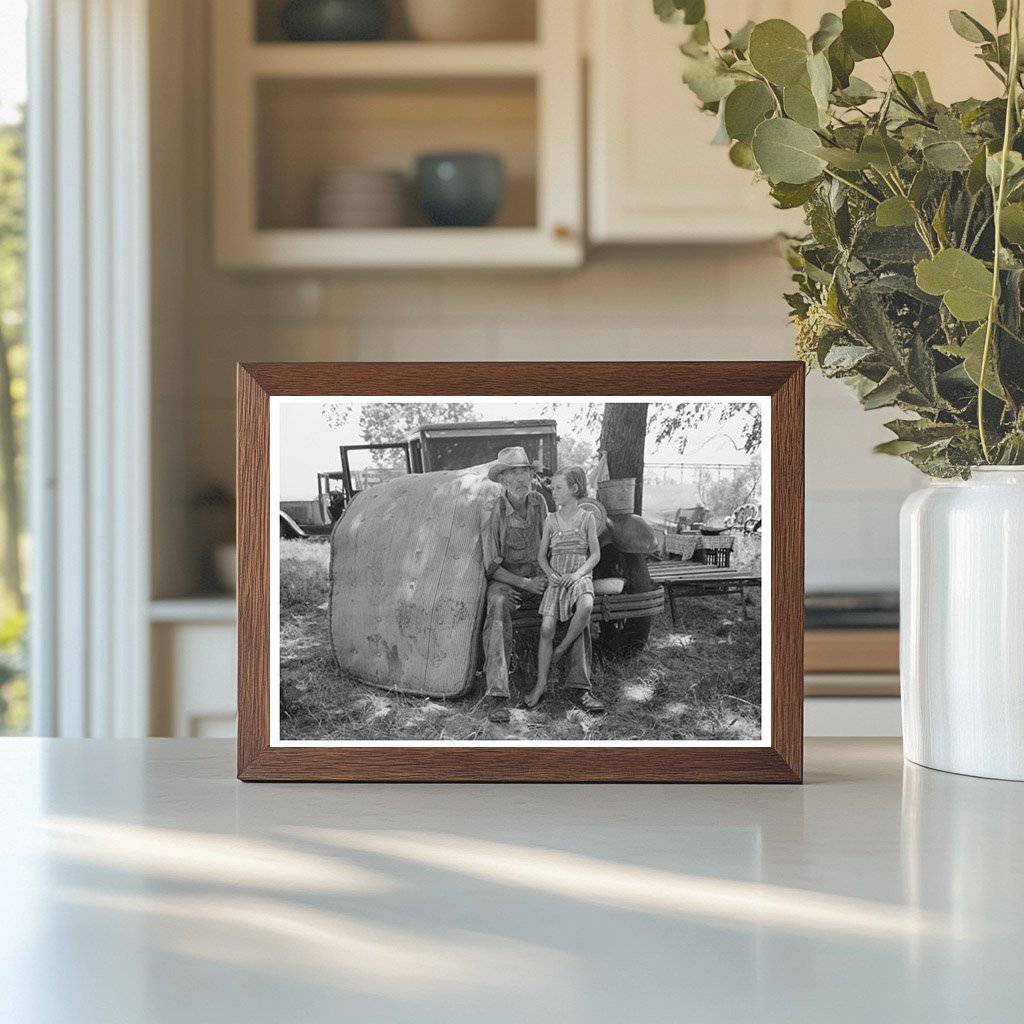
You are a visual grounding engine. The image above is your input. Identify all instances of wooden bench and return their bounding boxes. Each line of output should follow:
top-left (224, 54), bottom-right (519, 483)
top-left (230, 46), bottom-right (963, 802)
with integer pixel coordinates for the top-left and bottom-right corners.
top-left (510, 588), bottom-right (665, 634)
top-left (646, 561), bottom-right (762, 623)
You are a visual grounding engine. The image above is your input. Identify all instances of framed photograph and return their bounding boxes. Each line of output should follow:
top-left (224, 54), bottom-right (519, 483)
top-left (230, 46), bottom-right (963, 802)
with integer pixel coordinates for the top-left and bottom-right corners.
top-left (237, 362), bottom-right (803, 782)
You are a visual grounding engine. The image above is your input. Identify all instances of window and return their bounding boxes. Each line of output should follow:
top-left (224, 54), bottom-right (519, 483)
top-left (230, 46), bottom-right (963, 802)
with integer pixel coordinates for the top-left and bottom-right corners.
top-left (0, 0), bottom-right (27, 734)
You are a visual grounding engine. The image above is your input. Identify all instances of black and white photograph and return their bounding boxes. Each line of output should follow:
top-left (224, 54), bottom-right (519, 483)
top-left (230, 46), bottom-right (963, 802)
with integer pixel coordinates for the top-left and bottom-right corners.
top-left (271, 395), bottom-right (769, 745)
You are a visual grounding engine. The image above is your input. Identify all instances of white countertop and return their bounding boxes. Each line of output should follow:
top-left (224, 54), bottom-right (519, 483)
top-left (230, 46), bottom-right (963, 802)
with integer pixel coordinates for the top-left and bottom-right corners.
top-left (2, 738), bottom-right (1021, 1023)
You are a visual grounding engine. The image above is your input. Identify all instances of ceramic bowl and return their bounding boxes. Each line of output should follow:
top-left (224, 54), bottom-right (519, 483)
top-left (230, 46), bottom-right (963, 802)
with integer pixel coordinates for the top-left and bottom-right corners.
top-left (414, 152), bottom-right (504, 228)
top-left (314, 168), bottom-right (409, 228)
top-left (281, 0), bottom-right (388, 42)
top-left (403, 0), bottom-right (534, 41)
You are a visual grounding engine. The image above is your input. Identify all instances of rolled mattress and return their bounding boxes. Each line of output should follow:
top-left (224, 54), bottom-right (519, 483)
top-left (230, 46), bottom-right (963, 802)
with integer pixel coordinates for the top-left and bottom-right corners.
top-left (329, 464), bottom-right (501, 697)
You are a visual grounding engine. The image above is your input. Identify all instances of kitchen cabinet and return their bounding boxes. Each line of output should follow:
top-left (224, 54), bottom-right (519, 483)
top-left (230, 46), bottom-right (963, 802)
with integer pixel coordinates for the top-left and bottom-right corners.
top-left (587, 1), bottom-right (811, 243)
top-left (587, 0), bottom-right (999, 244)
top-left (211, 0), bottom-right (583, 269)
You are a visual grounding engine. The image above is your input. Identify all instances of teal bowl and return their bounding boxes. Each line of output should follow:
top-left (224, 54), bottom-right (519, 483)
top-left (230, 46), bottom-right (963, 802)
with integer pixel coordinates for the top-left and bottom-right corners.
top-left (281, 0), bottom-right (387, 42)
top-left (415, 152), bottom-right (505, 228)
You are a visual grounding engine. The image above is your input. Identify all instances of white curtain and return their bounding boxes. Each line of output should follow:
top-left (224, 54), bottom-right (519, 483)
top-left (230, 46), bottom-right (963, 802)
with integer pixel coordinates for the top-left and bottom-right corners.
top-left (28, 0), bottom-right (150, 736)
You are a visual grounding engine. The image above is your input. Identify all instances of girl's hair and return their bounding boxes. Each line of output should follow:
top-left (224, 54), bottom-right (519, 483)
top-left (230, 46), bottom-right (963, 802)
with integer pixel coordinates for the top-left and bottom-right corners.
top-left (555, 465), bottom-right (588, 500)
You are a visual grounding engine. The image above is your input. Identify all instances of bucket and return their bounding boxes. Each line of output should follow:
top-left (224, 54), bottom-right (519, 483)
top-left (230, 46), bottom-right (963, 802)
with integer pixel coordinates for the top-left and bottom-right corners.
top-left (597, 477), bottom-right (636, 516)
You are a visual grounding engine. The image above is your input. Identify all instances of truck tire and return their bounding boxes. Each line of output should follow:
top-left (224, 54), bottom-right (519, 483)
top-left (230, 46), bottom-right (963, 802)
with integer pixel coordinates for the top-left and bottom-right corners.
top-left (596, 551), bottom-right (654, 658)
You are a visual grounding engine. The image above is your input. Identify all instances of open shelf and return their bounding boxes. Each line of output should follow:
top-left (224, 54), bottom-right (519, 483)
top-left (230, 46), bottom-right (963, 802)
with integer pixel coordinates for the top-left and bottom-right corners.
top-left (249, 42), bottom-right (544, 77)
top-left (257, 76), bottom-right (537, 232)
top-left (213, 0), bottom-right (581, 268)
top-left (221, 227), bottom-right (578, 269)
top-left (254, 0), bottom-right (538, 45)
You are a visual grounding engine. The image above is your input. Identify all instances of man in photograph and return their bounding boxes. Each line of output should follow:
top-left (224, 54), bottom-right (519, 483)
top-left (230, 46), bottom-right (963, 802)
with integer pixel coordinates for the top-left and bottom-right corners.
top-left (480, 447), bottom-right (605, 723)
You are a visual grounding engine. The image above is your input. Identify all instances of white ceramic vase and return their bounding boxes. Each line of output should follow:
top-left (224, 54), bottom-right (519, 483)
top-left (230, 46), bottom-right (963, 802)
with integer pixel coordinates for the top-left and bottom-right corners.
top-left (900, 467), bottom-right (1024, 780)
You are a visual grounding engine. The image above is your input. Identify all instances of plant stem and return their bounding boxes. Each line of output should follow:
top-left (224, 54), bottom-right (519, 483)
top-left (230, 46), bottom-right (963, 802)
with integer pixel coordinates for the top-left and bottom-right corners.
top-left (979, 0), bottom-right (1021, 462)
top-left (821, 167), bottom-right (879, 203)
top-left (881, 54), bottom-right (930, 120)
top-left (750, 69), bottom-right (783, 116)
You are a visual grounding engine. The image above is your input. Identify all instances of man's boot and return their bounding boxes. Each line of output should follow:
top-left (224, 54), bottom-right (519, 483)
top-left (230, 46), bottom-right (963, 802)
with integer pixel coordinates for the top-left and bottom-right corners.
top-left (569, 690), bottom-right (605, 714)
top-left (483, 696), bottom-right (511, 723)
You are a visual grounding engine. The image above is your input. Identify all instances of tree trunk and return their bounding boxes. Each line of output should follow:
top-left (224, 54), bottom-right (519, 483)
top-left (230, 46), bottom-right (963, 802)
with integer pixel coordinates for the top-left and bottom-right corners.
top-left (598, 402), bottom-right (648, 515)
top-left (0, 326), bottom-right (21, 609)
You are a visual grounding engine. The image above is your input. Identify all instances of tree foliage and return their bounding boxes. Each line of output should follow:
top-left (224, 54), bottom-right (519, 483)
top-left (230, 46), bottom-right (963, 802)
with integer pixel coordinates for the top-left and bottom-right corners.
top-left (662, 0), bottom-right (1024, 475)
top-left (321, 401), bottom-right (476, 465)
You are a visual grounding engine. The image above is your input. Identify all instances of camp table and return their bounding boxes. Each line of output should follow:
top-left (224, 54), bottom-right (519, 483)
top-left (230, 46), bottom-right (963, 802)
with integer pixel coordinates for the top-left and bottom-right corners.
top-left (646, 560), bottom-right (762, 622)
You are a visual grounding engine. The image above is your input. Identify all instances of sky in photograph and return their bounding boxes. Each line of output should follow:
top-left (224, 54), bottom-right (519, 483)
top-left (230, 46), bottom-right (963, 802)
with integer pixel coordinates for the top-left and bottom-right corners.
top-left (278, 398), bottom-right (757, 498)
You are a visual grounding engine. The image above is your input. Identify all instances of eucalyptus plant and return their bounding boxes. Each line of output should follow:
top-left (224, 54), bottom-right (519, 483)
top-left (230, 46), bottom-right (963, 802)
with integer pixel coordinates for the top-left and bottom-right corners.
top-left (658, 0), bottom-right (1024, 475)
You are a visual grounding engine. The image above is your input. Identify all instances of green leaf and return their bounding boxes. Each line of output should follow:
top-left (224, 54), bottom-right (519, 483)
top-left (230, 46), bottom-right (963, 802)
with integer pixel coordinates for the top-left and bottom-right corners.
top-left (681, 55), bottom-right (737, 103)
top-left (1000, 202), bottom-right (1024, 242)
top-left (909, 165), bottom-right (936, 205)
top-left (783, 83), bottom-right (822, 128)
top-left (856, 226), bottom-right (929, 263)
top-left (923, 141), bottom-right (973, 171)
top-left (752, 117), bottom-right (827, 184)
top-left (827, 35), bottom-right (855, 89)
top-left (875, 196), bottom-right (918, 228)
top-left (814, 145), bottom-right (872, 170)
top-left (908, 334), bottom-right (941, 402)
top-left (846, 284), bottom-right (909, 371)
top-left (653, 0), bottom-right (677, 23)
top-left (958, 324), bottom-right (1007, 398)
top-left (948, 10), bottom-right (993, 44)
top-left (822, 341), bottom-right (874, 373)
top-left (689, 20), bottom-right (710, 46)
top-left (986, 150), bottom-right (1024, 190)
top-left (842, 1), bottom-right (894, 60)
top-left (932, 190), bottom-right (950, 247)
top-left (770, 179), bottom-right (820, 209)
top-left (862, 374), bottom-right (902, 410)
top-left (912, 71), bottom-right (935, 105)
top-left (710, 108), bottom-right (731, 145)
top-left (681, 0), bottom-right (705, 25)
top-left (748, 19), bottom-right (810, 87)
top-left (967, 143), bottom-right (993, 193)
top-left (810, 12), bottom-right (843, 54)
top-left (860, 133), bottom-right (905, 173)
top-left (914, 249), bottom-right (994, 321)
top-left (728, 140), bottom-right (758, 169)
top-left (807, 51), bottom-right (833, 110)
top-left (892, 72), bottom-right (919, 102)
top-left (836, 75), bottom-right (877, 105)
top-left (884, 418), bottom-right (963, 443)
top-left (724, 20), bottom-right (755, 53)
top-left (723, 81), bottom-right (775, 143)
top-left (653, 0), bottom-right (705, 24)
top-left (874, 439), bottom-right (922, 455)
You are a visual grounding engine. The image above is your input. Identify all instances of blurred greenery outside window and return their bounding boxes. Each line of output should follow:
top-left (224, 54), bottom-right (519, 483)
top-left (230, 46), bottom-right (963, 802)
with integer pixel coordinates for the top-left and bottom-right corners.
top-left (0, 1), bottom-right (28, 734)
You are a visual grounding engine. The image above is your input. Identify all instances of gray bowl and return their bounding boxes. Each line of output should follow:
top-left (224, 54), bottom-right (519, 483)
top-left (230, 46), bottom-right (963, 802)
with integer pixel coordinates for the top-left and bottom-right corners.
top-left (281, 0), bottom-right (388, 42)
top-left (415, 152), bottom-right (505, 228)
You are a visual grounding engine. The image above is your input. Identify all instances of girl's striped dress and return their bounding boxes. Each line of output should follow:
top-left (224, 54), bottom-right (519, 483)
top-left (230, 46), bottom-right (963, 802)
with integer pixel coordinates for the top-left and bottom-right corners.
top-left (539, 507), bottom-right (596, 622)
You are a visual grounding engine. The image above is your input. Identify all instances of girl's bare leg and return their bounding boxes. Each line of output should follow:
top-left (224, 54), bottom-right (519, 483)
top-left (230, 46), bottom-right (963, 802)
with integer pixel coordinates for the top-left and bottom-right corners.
top-left (553, 595), bottom-right (594, 662)
top-left (525, 616), bottom-right (557, 708)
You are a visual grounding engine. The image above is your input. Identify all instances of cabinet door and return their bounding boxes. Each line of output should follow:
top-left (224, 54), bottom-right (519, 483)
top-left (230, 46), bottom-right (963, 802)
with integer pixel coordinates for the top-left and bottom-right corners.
top-left (588, 1), bottom-right (814, 243)
top-left (588, 1), bottom-right (1002, 245)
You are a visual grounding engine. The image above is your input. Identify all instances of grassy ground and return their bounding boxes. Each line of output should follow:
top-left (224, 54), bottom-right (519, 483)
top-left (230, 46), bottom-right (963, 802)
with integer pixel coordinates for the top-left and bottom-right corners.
top-left (279, 538), bottom-right (762, 743)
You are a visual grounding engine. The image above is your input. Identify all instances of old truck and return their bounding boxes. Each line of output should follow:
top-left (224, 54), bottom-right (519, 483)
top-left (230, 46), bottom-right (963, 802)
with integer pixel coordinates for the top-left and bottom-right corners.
top-left (286, 418), bottom-right (663, 654)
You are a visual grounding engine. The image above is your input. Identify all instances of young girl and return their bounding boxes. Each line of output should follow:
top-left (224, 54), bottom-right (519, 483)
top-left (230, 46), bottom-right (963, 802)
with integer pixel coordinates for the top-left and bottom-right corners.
top-left (524, 466), bottom-right (601, 709)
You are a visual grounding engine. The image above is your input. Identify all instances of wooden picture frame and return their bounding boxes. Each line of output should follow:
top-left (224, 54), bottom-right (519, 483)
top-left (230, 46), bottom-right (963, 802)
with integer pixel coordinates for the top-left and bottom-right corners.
top-left (237, 362), bottom-right (804, 782)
